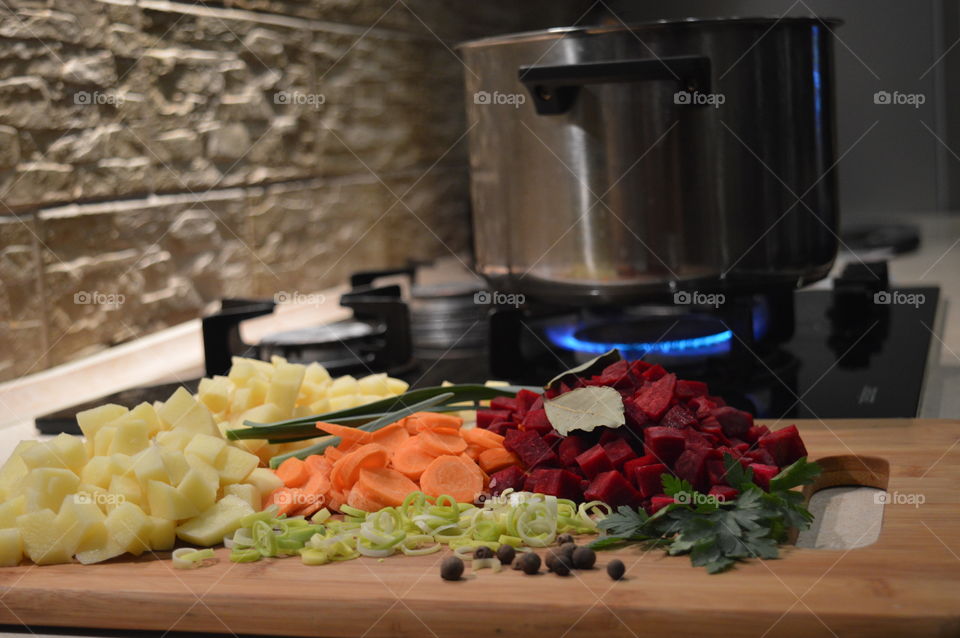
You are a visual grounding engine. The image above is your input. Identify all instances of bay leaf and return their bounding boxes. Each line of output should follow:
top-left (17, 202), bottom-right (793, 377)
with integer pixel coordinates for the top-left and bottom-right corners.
top-left (545, 349), bottom-right (622, 392)
top-left (544, 386), bottom-right (625, 436)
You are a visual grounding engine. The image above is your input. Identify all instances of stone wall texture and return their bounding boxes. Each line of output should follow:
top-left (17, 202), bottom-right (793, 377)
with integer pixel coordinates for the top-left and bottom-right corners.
top-left (0, 0), bottom-right (585, 381)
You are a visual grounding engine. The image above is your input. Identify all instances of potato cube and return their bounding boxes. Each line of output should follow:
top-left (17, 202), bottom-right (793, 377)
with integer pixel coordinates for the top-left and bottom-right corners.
top-left (223, 483), bottom-right (259, 510)
top-left (246, 468), bottom-right (283, 497)
top-left (18, 509), bottom-right (76, 564)
top-left (328, 375), bottom-right (358, 397)
top-left (109, 454), bottom-right (135, 478)
top-left (229, 387), bottom-right (253, 414)
top-left (131, 447), bottom-right (170, 485)
top-left (57, 495), bottom-right (107, 554)
top-left (358, 373), bottom-right (390, 396)
top-left (146, 480), bottom-right (199, 520)
top-left (108, 418), bottom-right (151, 456)
top-left (239, 403), bottom-right (283, 427)
top-left (80, 456), bottom-right (114, 489)
top-left (0, 442), bottom-right (35, 498)
top-left (158, 387), bottom-right (220, 438)
top-left (74, 484), bottom-right (109, 512)
top-left (146, 516), bottom-right (175, 550)
top-left (247, 376), bottom-right (268, 406)
top-left (20, 441), bottom-right (68, 471)
top-left (176, 468), bottom-right (217, 512)
top-left (266, 362), bottom-right (305, 415)
top-left (184, 433), bottom-right (227, 466)
top-left (385, 377), bottom-right (410, 395)
top-left (107, 474), bottom-right (142, 510)
top-left (103, 502), bottom-right (151, 556)
top-left (93, 426), bottom-right (116, 457)
top-left (0, 496), bottom-right (25, 528)
top-left (199, 376), bottom-right (233, 414)
top-left (0, 528), bottom-right (22, 567)
top-left (327, 394), bottom-right (359, 412)
top-left (357, 394), bottom-right (384, 406)
top-left (175, 495), bottom-right (253, 546)
top-left (155, 429), bottom-right (192, 451)
top-left (51, 434), bottom-right (87, 474)
top-left (158, 448), bottom-right (191, 485)
top-left (304, 362), bottom-right (331, 385)
top-left (76, 404), bottom-right (128, 446)
top-left (130, 402), bottom-right (164, 437)
top-left (24, 468), bottom-right (79, 513)
top-left (227, 357), bottom-right (257, 386)
top-left (215, 447), bottom-right (259, 485)
top-left (308, 397), bottom-right (330, 415)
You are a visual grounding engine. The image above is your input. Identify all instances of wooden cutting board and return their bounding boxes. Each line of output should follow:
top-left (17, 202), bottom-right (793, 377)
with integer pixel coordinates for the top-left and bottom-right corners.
top-left (1, 419), bottom-right (958, 638)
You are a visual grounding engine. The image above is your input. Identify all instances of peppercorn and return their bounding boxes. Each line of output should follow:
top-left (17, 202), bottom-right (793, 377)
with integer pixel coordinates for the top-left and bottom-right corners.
top-left (441, 556), bottom-right (464, 581)
top-left (496, 544), bottom-right (516, 566)
top-left (474, 546), bottom-right (494, 560)
top-left (518, 551), bottom-right (541, 575)
top-left (572, 546), bottom-right (596, 570)
top-left (556, 533), bottom-right (575, 545)
top-left (606, 559), bottom-right (626, 581)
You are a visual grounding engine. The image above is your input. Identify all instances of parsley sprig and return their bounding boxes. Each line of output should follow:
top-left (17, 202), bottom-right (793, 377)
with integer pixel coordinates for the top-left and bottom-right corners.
top-left (592, 455), bottom-right (822, 573)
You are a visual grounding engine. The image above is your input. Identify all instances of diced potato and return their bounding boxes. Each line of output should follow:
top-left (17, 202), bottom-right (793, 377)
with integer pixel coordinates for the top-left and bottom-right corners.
top-left (292, 405), bottom-right (314, 418)
top-left (146, 480), bottom-right (199, 520)
top-left (215, 447), bottom-right (259, 485)
top-left (223, 483), bottom-right (259, 510)
top-left (24, 468), bottom-right (79, 513)
top-left (247, 376), bottom-right (268, 406)
top-left (327, 394), bottom-right (359, 412)
top-left (266, 362), bottom-right (306, 415)
top-left (76, 404), bottom-right (128, 448)
top-left (0, 441), bottom-right (35, 498)
top-left (131, 447), bottom-right (169, 485)
top-left (175, 495), bottom-right (253, 546)
top-left (227, 357), bottom-right (258, 387)
top-left (199, 376), bottom-right (233, 414)
top-left (0, 496), bottom-right (25, 528)
top-left (307, 397), bottom-right (330, 414)
top-left (93, 426), bottom-right (116, 457)
top-left (158, 448), bottom-right (191, 485)
top-left (385, 377), bottom-right (409, 395)
top-left (304, 362), bottom-right (331, 386)
top-left (296, 380), bottom-right (324, 405)
top-left (108, 418), bottom-right (151, 455)
top-left (103, 502), bottom-right (151, 556)
top-left (146, 516), bottom-right (175, 550)
top-left (251, 358), bottom-right (275, 375)
top-left (229, 387), bottom-right (254, 414)
top-left (155, 429), bottom-right (192, 451)
top-left (358, 373), bottom-right (390, 396)
top-left (176, 468), bottom-right (217, 512)
top-left (51, 434), bottom-right (87, 474)
top-left (17, 509), bottom-right (75, 565)
top-left (109, 453), bottom-right (135, 478)
top-left (80, 456), bottom-right (114, 489)
top-left (246, 468), bottom-right (283, 497)
top-left (75, 539), bottom-right (125, 565)
top-left (0, 528), bottom-right (22, 567)
top-left (328, 375), bottom-right (358, 397)
top-left (234, 437), bottom-right (267, 455)
top-left (158, 387), bottom-right (220, 438)
top-left (74, 484), bottom-right (109, 513)
top-left (21, 440), bottom-right (69, 471)
top-left (107, 474), bottom-right (142, 510)
top-left (57, 495), bottom-right (107, 554)
top-left (183, 433), bottom-right (227, 466)
top-left (357, 394), bottom-right (384, 406)
top-left (239, 403), bottom-right (284, 427)
top-left (130, 402), bottom-right (164, 437)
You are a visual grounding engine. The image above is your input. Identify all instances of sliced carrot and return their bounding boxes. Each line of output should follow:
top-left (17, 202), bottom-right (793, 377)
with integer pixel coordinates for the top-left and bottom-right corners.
top-left (408, 412), bottom-right (463, 431)
top-left (303, 470), bottom-right (331, 498)
top-left (316, 421), bottom-right (373, 444)
top-left (464, 444), bottom-right (483, 461)
top-left (266, 487), bottom-right (303, 516)
top-left (419, 455), bottom-right (483, 504)
top-left (391, 435), bottom-right (436, 481)
top-left (276, 457), bottom-right (310, 488)
top-left (458, 454), bottom-right (489, 487)
top-left (327, 487), bottom-right (346, 512)
top-left (324, 446), bottom-right (345, 462)
top-left (346, 483), bottom-right (388, 512)
top-left (370, 423), bottom-right (410, 453)
top-left (330, 443), bottom-right (390, 490)
top-left (418, 428), bottom-right (468, 456)
top-left (300, 495), bottom-right (326, 518)
top-left (304, 454), bottom-right (333, 477)
top-left (477, 447), bottom-right (520, 474)
top-left (357, 467), bottom-right (419, 507)
top-left (462, 427), bottom-right (505, 450)
top-left (399, 416), bottom-right (420, 435)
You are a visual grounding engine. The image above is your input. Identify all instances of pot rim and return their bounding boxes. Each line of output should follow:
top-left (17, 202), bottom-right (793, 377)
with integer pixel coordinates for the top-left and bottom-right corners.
top-left (456, 16), bottom-right (843, 50)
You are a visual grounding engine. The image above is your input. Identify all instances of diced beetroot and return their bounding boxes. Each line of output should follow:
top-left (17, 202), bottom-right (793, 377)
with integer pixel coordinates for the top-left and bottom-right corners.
top-left (487, 420), bottom-right (515, 436)
top-left (649, 495), bottom-right (675, 514)
top-left (709, 485), bottom-right (739, 502)
top-left (523, 472), bottom-right (538, 492)
top-left (707, 395), bottom-right (727, 407)
top-left (633, 463), bottom-right (668, 498)
top-left (641, 364), bottom-right (667, 381)
top-left (557, 435), bottom-right (588, 467)
top-left (623, 396), bottom-right (653, 431)
top-left (504, 430), bottom-right (559, 468)
top-left (598, 429), bottom-right (624, 445)
top-left (575, 444), bottom-right (614, 478)
top-left (644, 427), bottom-right (686, 466)
top-left (660, 403), bottom-right (697, 429)
top-left (675, 379), bottom-right (709, 398)
top-left (514, 389), bottom-right (542, 415)
top-left (602, 438), bottom-right (637, 470)
top-left (749, 463), bottom-right (779, 491)
top-left (758, 425), bottom-right (807, 467)
top-left (674, 447), bottom-right (718, 492)
top-left (633, 373), bottom-right (677, 420)
top-left (631, 359), bottom-right (653, 374)
top-left (477, 409), bottom-right (512, 430)
top-left (528, 395), bottom-right (544, 413)
top-left (733, 442), bottom-right (750, 453)
top-left (488, 466), bottom-right (525, 495)
top-left (490, 396), bottom-right (518, 413)
top-left (543, 431), bottom-right (562, 449)
top-left (706, 458), bottom-right (728, 487)
top-left (744, 447), bottom-right (776, 466)
top-left (745, 425), bottom-right (770, 442)
top-left (699, 423), bottom-right (731, 447)
top-left (623, 454), bottom-right (659, 480)
top-left (583, 471), bottom-right (642, 507)
top-left (533, 469), bottom-right (583, 500)
top-left (602, 360), bottom-right (631, 379)
top-left (520, 408), bottom-right (553, 435)
top-left (688, 395), bottom-right (717, 419)
top-left (681, 428), bottom-right (715, 451)
top-left (710, 406), bottom-right (753, 438)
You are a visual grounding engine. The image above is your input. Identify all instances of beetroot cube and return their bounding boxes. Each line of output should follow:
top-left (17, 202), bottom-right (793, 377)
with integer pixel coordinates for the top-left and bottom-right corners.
top-left (633, 373), bottom-right (677, 420)
top-left (706, 458), bottom-right (728, 487)
top-left (733, 442), bottom-right (750, 453)
top-left (749, 463), bottom-right (779, 491)
top-left (707, 395), bottom-right (727, 407)
top-left (598, 429), bottom-right (624, 446)
top-left (758, 425), bottom-right (807, 467)
top-left (623, 454), bottom-right (658, 480)
top-left (490, 396), bottom-right (518, 413)
top-left (534, 469), bottom-right (583, 500)
top-left (504, 430), bottom-right (558, 468)
top-left (633, 463), bottom-right (668, 498)
top-left (623, 397), bottom-right (653, 431)
top-left (674, 447), bottom-right (718, 492)
top-left (514, 389), bottom-right (542, 416)
top-left (520, 408), bottom-right (553, 435)
top-left (528, 395), bottom-right (544, 413)
top-left (477, 409), bottom-right (512, 430)
top-left (558, 435), bottom-right (588, 467)
top-left (487, 421), bottom-right (515, 436)
top-left (710, 406), bottom-right (753, 439)
top-left (523, 472), bottom-right (538, 492)
top-left (660, 403), bottom-right (697, 430)
top-left (744, 447), bottom-right (776, 467)
top-left (644, 427), bottom-right (686, 466)
top-left (630, 359), bottom-right (653, 374)
top-left (688, 395), bottom-right (718, 419)
top-left (676, 379), bottom-right (709, 398)
top-left (649, 495), bottom-right (675, 514)
top-left (488, 466), bottom-right (525, 495)
top-left (603, 438), bottom-right (637, 470)
top-left (745, 425), bottom-right (770, 442)
top-left (543, 431), bottom-right (562, 449)
top-left (575, 444), bottom-right (614, 478)
top-left (641, 364), bottom-right (667, 381)
top-left (709, 485), bottom-right (739, 502)
top-left (584, 471), bottom-right (642, 507)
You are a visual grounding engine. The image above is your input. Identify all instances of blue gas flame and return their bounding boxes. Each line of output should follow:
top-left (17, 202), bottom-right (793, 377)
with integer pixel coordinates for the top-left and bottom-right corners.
top-left (545, 323), bottom-right (733, 359)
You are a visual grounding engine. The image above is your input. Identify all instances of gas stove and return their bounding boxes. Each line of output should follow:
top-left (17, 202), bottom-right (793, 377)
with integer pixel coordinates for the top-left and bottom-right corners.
top-left (36, 262), bottom-right (940, 435)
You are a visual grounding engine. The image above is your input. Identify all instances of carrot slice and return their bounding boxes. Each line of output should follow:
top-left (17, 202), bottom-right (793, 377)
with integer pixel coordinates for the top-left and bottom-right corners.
top-left (330, 443), bottom-right (390, 490)
top-left (346, 484), bottom-right (388, 513)
top-left (316, 421), bottom-right (373, 443)
top-left (464, 445), bottom-right (483, 461)
top-left (458, 454), bottom-right (489, 486)
top-left (419, 455), bottom-right (483, 503)
top-left (303, 470), bottom-right (331, 498)
top-left (266, 487), bottom-right (303, 516)
top-left (324, 446), bottom-right (345, 462)
top-left (462, 427), bottom-right (505, 450)
top-left (408, 412), bottom-right (463, 431)
top-left (418, 428), bottom-right (468, 456)
top-left (304, 454), bottom-right (333, 477)
top-left (478, 447), bottom-right (520, 474)
top-left (390, 435), bottom-right (436, 480)
top-left (357, 467), bottom-right (419, 507)
top-left (399, 416), bottom-right (420, 435)
top-left (370, 423), bottom-right (410, 453)
top-left (327, 487), bottom-right (346, 513)
top-left (275, 457), bottom-right (310, 488)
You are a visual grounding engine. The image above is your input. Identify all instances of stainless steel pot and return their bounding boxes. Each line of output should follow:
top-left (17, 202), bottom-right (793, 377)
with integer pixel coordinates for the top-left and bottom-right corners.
top-left (459, 18), bottom-right (840, 303)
